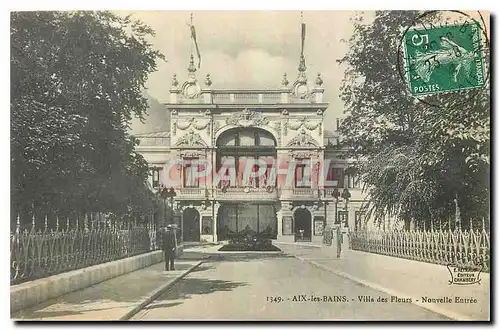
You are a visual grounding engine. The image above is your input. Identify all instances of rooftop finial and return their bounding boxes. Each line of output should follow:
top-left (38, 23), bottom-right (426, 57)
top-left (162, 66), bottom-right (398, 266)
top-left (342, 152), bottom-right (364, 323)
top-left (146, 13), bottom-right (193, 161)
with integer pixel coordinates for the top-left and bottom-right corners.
top-left (205, 74), bottom-right (212, 87)
top-left (298, 55), bottom-right (306, 72)
top-left (282, 73), bottom-right (289, 87)
top-left (315, 73), bottom-right (323, 87)
top-left (188, 54), bottom-right (196, 73)
top-left (172, 73), bottom-right (179, 87)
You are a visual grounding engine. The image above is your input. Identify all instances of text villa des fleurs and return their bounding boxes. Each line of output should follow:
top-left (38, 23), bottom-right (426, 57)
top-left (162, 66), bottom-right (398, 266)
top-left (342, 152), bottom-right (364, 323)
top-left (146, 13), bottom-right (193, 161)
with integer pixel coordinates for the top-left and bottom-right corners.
top-left (266, 295), bottom-right (479, 304)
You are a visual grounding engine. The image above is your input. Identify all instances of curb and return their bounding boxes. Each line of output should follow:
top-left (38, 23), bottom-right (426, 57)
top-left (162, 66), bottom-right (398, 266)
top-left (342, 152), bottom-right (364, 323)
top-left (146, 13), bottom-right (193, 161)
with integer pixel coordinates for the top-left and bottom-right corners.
top-left (210, 251), bottom-right (284, 255)
top-left (278, 245), bottom-right (476, 321)
top-left (119, 261), bottom-right (203, 320)
top-left (273, 241), bottom-right (322, 248)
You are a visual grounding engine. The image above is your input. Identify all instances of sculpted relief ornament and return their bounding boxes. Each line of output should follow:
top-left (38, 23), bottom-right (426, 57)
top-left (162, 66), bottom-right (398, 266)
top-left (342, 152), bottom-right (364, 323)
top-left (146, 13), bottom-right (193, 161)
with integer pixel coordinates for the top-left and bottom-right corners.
top-left (174, 130), bottom-right (207, 148)
top-left (286, 129), bottom-right (319, 148)
top-left (289, 149), bottom-right (320, 158)
top-left (225, 109), bottom-right (269, 127)
top-left (286, 116), bottom-right (321, 131)
top-left (273, 121), bottom-right (282, 145)
top-left (180, 150), bottom-right (205, 158)
top-left (174, 117), bottom-right (211, 135)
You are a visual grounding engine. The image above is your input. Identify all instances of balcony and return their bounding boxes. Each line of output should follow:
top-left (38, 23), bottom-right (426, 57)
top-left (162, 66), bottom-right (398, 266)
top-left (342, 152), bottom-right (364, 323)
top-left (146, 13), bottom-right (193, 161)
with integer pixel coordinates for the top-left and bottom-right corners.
top-left (134, 131), bottom-right (171, 147)
top-left (280, 188), bottom-right (319, 200)
top-left (177, 187), bottom-right (207, 200)
top-left (174, 186), bottom-right (365, 202)
top-left (214, 187), bottom-right (279, 201)
top-left (212, 90), bottom-right (282, 104)
top-left (171, 88), bottom-right (325, 105)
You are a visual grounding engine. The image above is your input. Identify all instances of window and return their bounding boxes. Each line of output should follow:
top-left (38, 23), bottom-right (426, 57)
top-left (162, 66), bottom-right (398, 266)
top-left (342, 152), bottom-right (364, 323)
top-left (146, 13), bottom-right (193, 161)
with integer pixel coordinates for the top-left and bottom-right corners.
top-left (327, 137), bottom-right (337, 146)
top-left (258, 134), bottom-right (275, 147)
top-left (216, 128), bottom-right (277, 189)
top-left (263, 157), bottom-right (275, 187)
top-left (346, 174), bottom-right (362, 189)
top-left (218, 134), bottom-right (236, 146)
top-left (252, 160), bottom-right (260, 188)
top-left (337, 211), bottom-right (348, 227)
top-left (217, 128), bottom-right (276, 148)
top-left (219, 156), bottom-right (236, 188)
top-left (346, 174), bottom-right (353, 188)
top-left (354, 175), bottom-right (362, 188)
top-left (151, 167), bottom-right (161, 188)
top-left (239, 131), bottom-right (255, 146)
top-left (326, 165), bottom-right (344, 188)
top-left (183, 158), bottom-right (200, 188)
top-left (241, 156), bottom-right (262, 188)
top-left (355, 211), bottom-right (365, 231)
top-left (294, 159), bottom-right (311, 188)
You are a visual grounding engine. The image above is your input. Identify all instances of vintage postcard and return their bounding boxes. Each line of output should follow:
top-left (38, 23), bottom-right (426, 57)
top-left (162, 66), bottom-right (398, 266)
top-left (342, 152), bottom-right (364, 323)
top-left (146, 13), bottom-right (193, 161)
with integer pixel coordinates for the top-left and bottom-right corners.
top-left (10, 10), bottom-right (490, 321)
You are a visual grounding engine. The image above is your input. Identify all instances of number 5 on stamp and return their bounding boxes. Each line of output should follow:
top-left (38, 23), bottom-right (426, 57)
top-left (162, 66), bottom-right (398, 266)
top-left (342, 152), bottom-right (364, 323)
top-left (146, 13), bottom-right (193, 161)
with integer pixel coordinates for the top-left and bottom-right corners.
top-left (403, 22), bottom-right (485, 96)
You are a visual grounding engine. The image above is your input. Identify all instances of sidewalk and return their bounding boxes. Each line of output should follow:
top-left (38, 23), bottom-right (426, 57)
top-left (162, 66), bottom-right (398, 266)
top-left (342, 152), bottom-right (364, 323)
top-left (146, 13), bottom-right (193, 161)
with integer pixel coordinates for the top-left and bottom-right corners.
top-left (12, 259), bottom-right (202, 321)
top-left (277, 243), bottom-right (490, 321)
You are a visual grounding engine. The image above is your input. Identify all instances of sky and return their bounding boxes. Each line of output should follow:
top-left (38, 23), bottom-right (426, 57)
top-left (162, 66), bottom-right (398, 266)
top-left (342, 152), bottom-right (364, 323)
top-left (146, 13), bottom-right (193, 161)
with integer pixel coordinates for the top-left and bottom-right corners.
top-left (118, 10), bottom-right (489, 133)
top-left (118, 10), bottom-right (369, 132)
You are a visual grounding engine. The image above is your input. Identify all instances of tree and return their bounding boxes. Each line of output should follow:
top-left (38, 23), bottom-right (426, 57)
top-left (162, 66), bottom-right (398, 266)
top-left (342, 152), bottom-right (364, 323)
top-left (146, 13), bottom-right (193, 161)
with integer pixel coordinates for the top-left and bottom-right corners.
top-left (337, 11), bottom-right (490, 229)
top-left (11, 11), bottom-right (165, 226)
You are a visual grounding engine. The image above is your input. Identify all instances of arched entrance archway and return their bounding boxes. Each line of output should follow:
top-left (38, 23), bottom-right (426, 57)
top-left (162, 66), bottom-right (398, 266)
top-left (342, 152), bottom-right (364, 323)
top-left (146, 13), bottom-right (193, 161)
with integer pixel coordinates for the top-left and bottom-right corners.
top-left (183, 208), bottom-right (200, 242)
top-left (293, 208), bottom-right (312, 242)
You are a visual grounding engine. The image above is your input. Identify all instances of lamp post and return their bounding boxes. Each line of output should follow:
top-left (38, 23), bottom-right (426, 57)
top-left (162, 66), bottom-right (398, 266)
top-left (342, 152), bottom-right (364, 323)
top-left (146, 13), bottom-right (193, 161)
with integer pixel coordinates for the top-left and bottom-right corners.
top-left (332, 188), bottom-right (340, 225)
top-left (159, 187), bottom-right (177, 226)
top-left (341, 188), bottom-right (351, 228)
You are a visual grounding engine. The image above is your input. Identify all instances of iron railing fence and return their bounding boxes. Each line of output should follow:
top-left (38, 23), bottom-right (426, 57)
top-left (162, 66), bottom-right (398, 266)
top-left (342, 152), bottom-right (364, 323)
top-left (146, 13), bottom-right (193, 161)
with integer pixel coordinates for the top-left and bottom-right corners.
top-left (10, 213), bottom-right (159, 285)
top-left (349, 228), bottom-right (490, 272)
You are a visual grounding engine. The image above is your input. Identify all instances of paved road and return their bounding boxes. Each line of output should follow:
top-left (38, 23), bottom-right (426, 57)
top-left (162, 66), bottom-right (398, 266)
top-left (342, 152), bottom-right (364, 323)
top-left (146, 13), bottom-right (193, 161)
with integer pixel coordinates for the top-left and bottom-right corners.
top-left (132, 253), bottom-right (449, 321)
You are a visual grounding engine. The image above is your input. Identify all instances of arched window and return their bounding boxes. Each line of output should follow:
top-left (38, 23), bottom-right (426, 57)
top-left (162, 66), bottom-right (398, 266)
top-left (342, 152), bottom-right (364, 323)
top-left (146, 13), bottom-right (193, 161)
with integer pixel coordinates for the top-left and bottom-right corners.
top-left (216, 128), bottom-right (276, 147)
top-left (216, 128), bottom-right (277, 188)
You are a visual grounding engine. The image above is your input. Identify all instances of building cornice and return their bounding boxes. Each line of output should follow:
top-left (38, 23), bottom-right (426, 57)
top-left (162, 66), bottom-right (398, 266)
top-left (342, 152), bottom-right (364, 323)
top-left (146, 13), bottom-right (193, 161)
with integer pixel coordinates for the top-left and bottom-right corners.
top-left (164, 103), bottom-right (329, 110)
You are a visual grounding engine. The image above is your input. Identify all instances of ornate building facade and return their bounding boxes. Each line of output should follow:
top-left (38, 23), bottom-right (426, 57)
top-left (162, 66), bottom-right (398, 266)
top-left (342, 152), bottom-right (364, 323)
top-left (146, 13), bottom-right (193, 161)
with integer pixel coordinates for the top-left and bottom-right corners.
top-left (135, 53), bottom-right (368, 244)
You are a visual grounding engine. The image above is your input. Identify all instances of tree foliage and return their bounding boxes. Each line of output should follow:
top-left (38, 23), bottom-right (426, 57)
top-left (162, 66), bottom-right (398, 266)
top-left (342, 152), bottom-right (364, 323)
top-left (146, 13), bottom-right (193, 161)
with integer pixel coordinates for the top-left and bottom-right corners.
top-left (11, 11), bottom-right (165, 225)
top-left (338, 11), bottom-right (490, 228)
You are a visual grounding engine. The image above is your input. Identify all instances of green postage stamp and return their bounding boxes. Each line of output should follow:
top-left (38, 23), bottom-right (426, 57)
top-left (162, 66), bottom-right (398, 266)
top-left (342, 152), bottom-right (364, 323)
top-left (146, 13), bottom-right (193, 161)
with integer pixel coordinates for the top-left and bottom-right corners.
top-left (404, 22), bottom-right (485, 96)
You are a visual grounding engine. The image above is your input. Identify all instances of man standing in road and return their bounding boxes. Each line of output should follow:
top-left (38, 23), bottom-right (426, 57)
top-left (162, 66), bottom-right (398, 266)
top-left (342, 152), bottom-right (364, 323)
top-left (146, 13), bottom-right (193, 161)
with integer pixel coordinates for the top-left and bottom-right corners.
top-left (162, 225), bottom-right (177, 271)
top-left (333, 225), bottom-right (343, 258)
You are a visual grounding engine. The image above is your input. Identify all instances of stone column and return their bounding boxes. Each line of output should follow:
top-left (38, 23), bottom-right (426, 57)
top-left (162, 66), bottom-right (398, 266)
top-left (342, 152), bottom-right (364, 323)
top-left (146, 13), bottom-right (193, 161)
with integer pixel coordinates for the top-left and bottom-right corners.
top-left (277, 201), bottom-right (294, 242)
top-left (276, 202), bottom-right (283, 236)
top-left (213, 202), bottom-right (220, 243)
top-left (326, 200), bottom-right (336, 228)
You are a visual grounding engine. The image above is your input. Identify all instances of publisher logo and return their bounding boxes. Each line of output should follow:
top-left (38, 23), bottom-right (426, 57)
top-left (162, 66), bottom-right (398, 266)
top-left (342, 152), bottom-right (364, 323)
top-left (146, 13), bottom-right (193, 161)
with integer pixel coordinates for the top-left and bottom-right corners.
top-left (447, 265), bottom-right (482, 285)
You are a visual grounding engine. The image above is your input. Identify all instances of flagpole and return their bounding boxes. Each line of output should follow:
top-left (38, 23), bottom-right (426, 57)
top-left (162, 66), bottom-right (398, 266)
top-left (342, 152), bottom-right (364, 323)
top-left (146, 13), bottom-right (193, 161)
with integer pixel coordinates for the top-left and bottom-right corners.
top-left (190, 13), bottom-right (194, 57)
top-left (300, 11), bottom-right (304, 57)
top-left (188, 13), bottom-right (201, 69)
top-left (298, 11), bottom-right (307, 78)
